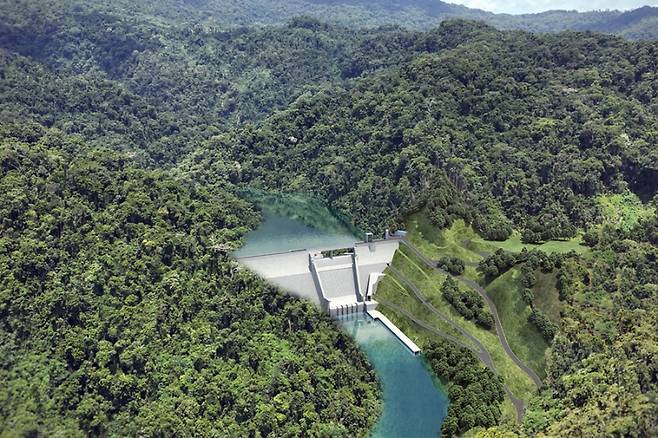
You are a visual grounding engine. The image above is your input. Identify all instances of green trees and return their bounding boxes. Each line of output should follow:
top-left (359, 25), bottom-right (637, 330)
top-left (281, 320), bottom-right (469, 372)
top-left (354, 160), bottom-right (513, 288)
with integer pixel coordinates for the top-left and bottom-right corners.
top-left (478, 249), bottom-right (519, 281)
top-left (438, 256), bottom-right (465, 275)
top-left (199, 24), bottom-right (658, 236)
top-left (522, 208), bottom-right (577, 244)
top-left (0, 126), bottom-right (380, 435)
top-left (441, 277), bottom-right (493, 329)
top-left (527, 309), bottom-right (558, 342)
top-left (1, 6), bottom-right (657, 436)
top-left (519, 213), bottom-right (658, 436)
top-left (425, 340), bottom-right (504, 437)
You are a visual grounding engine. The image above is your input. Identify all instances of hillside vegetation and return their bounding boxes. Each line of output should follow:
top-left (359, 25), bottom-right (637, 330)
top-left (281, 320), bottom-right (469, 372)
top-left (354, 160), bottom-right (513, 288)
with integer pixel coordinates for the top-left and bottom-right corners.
top-left (210, 21), bottom-right (658, 238)
top-left (0, 125), bottom-right (380, 436)
top-left (0, 4), bottom-right (657, 437)
top-left (4, 0), bottom-right (657, 38)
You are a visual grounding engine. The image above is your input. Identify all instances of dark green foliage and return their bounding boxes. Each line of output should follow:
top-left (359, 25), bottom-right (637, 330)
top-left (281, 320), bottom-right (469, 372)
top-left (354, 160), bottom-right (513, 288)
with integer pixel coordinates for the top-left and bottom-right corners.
top-left (475, 216), bottom-right (513, 241)
top-left (471, 202), bottom-right (514, 240)
top-left (522, 288), bottom-right (535, 305)
top-left (478, 249), bottom-right (518, 281)
top-left (206, 23), bottom-right (658, 234)
top-left (425, 340), bottom-right (504, 437)
top-left (475, 311), bottom-right (495, 330)
top-left (4, 0), bottom-right (657, 39)
top-left (528, 309), bottom-right (558, 342)
top-left (480, 248), bottom-right (565, 283)
top-left (0, 4), bottom-right (431, 165)
top-left (429, 207), bottom-right (448, 228)
top-left (520, 268), bottom-right (537, 289)
top-left (442, 277), bottom-right (492, 329)
top-left (0, 126), bottom-right (380, 436)
top-left (522, 211), bottom-right (577, 243)
top-left (438, 256), bottom-right (465, 276)
top-left (582, 228), bottom-right (599, 247)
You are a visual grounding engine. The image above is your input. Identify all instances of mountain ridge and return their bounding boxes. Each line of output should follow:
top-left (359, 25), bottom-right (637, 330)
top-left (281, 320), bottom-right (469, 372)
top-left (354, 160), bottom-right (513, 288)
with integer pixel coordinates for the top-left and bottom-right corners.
top-left (3, 0), bottom-right (656, 40)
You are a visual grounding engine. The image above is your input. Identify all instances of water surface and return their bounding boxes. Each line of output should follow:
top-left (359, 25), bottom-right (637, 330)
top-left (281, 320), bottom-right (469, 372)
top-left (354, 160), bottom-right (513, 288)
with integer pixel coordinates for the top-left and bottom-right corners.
top-left (234, 211), bottom-right (356, 257)
top-left (339, 314), bottom-right (449, 438)
top-left (234, 191), bottom-right (358, 257)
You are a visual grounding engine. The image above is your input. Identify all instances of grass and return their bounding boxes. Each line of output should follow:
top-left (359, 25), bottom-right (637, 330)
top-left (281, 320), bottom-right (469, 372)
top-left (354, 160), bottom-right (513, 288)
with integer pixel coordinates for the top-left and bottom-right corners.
top-left (485, 269), bottom-right (548, 379)
top-left (532, 270), bottom-right (562, 324)
top-left (407, 214), bottom-right (485, 263)
top-left (472, 231), bottom-right (590, 255)
top-left (375, 275), bottom-right (477, 350)
top-left (377, 246), bottom-right (537, 403)
top-left (406, 212), bottom-right (590, 275)
top-left (598, 192), bottom-right (655, 232)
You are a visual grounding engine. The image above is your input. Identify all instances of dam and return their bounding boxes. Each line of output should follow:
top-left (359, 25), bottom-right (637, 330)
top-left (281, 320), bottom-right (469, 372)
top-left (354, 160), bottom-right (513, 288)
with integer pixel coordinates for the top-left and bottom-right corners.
top-left (233, 197), bottom-right (448, 436)
top-left (237, 237), bottom-right (421, 354)
top-left (238, 240), bottom-right (387, 304)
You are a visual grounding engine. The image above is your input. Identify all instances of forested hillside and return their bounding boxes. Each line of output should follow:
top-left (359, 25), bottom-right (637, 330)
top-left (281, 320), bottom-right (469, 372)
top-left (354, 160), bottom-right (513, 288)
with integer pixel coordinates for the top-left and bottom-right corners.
top-left (3, 0), bottom-right (657, 39)
top-left (1, 6), bottom-right (435, 164)
top-left (205, 21), bottom-right (658, 238)
top-left (0, 124), bottom-right (380, 435)
top-left (1, 2), bottom-right (657, 436)
top-left (524, 215), bottom-right (658, 436)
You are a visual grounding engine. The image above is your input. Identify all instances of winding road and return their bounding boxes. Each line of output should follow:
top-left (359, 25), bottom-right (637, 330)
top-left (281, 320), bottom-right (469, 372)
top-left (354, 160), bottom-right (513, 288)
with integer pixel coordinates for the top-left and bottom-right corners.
top-left (384, 267), bottom-right (526, 420)
top-left (399, 240), bottom-right (544, 389)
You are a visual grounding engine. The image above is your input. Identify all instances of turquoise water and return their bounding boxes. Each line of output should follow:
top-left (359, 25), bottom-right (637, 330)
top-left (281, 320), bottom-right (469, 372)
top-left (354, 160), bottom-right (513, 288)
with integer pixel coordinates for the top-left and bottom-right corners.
top-left (234, 193), bottom-right (449, 436)
top-left (339, 314), bottom-right (448, 438)
top-left (234, 191), bottom-right (358, 257)
top-left (234, 211), bottom-right (357, 257)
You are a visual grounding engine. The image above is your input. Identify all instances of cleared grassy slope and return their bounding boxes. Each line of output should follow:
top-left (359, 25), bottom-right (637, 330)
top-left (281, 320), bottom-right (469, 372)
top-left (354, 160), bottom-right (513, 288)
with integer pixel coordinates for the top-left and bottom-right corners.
top-left (486, 269), bottom-right (548, 378)
top-left (375, 247), bottom-right (537, 402)
top-left (472, 231), bottom-right (590, 255)
top-left (406, 212), bottom-right (590, 270)
top-left (532, 270), bottom-right (562, 324)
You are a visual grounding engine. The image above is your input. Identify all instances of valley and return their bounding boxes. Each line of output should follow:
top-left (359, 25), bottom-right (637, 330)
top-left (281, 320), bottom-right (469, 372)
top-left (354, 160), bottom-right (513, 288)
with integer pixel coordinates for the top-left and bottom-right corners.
top-left (1, 1), bottom-right (657, 436)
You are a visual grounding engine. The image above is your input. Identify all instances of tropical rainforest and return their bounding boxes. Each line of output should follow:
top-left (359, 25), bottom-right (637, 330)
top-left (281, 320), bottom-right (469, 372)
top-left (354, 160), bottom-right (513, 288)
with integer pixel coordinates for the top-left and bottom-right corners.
top-left (1, 0), bottom-right (657, 436)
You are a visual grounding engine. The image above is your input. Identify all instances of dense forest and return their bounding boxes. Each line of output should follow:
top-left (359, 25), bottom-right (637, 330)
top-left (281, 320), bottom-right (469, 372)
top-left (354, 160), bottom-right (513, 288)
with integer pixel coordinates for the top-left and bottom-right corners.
top-left (525, 215), bottom-right (658, 436)
top-left (1, 0), bottom-right (657, 436)
top-left (0, 124), bottom-right (380, 435)
top-left (211, 21), bottom-right (657, 238)
top-left (425, 340), bottom-right (504, 436)
top-left (4, 0), bottom-right (658, 39)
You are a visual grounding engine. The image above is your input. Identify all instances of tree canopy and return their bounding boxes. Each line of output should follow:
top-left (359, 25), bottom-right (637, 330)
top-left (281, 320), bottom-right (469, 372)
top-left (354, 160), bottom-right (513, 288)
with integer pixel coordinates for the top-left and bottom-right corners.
top-left (0, 125), bottom-right (380, 435)
top-left (0, 5), bottom-right (657, 436)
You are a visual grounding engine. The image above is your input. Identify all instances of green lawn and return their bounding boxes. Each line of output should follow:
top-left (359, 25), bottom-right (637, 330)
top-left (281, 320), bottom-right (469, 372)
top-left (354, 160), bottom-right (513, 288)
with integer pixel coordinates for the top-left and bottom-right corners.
top-left (486, 269), bottom-right (549, 379)
top-left (472, 231), bottom-right (590, 255)
top-left (376, 246), bottom-right (537, 403)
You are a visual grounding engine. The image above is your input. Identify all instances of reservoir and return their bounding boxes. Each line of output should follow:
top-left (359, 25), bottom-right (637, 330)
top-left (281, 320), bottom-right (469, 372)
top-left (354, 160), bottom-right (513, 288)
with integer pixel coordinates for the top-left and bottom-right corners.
top-left (235, 193), bottom-right (449, 437)
top-left (234, 192), bottom-right (357, 257)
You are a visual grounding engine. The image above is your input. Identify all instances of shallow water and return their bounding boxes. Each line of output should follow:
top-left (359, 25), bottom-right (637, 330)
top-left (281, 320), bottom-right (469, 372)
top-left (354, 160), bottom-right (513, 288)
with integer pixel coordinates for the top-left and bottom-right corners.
top-left (339, 314), bottom-right (448, 438)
